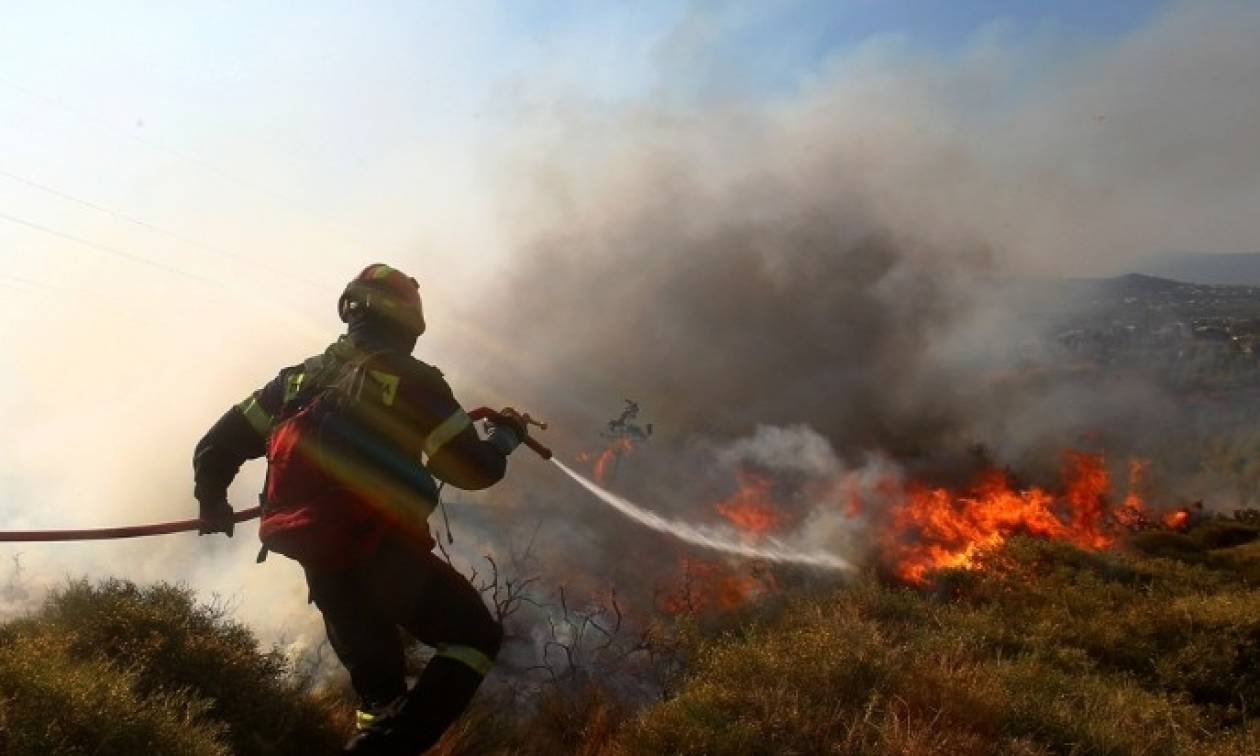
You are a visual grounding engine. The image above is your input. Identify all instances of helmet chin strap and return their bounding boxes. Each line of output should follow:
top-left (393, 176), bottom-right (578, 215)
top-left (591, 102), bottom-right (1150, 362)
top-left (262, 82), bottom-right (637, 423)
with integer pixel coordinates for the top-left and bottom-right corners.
top-left (347, 311), bottom-right (419, 353)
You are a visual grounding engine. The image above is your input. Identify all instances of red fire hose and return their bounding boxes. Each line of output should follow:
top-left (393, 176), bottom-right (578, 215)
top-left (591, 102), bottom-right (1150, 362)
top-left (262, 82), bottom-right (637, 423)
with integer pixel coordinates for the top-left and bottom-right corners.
top-left (0, 506), bottom-right (265, 543)
top-left (0, 406), bottom-right (551, 543)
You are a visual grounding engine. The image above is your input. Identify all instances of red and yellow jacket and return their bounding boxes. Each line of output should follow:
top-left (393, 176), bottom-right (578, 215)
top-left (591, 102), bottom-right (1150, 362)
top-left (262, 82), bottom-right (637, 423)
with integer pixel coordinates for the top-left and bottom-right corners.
top-left (193, 335), bottom-right (509, 565)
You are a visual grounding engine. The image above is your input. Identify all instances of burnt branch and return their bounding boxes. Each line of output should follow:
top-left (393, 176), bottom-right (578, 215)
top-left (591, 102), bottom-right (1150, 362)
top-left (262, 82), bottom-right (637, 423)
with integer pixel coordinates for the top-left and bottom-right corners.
top-left (472, 554), bottom-right (541, 623)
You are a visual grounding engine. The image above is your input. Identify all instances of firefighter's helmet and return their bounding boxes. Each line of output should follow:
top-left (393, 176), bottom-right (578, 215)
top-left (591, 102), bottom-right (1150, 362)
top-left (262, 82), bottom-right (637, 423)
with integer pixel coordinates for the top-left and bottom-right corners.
top-left (338, 263), bottom-right (426, 336)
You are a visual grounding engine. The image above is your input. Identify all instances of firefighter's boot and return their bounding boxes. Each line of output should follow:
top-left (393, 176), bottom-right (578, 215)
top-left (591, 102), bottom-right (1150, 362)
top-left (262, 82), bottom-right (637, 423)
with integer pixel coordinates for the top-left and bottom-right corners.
top-left (342, 653), bottom-right (489, 755)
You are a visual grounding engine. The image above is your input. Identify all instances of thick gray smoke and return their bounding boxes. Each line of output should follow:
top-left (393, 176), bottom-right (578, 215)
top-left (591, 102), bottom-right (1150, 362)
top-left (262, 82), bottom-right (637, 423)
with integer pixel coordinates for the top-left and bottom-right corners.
top-left (439, 0), bottom-right (1260, 608)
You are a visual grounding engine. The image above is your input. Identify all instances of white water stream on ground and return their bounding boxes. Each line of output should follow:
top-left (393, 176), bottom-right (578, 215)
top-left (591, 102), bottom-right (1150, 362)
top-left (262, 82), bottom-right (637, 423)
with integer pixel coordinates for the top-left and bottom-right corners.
top-left (551, 458), bottom-right (853, 571)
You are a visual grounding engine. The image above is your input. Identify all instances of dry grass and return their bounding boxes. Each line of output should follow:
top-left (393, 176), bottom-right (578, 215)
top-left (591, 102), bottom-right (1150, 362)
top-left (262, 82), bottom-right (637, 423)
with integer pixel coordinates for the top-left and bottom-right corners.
top-left (602, 535), bottom-right (1260, 755)
top-left (6, 521), bottom-right (1260, 755)
top-left (0, 579), bottom-right (344, 755)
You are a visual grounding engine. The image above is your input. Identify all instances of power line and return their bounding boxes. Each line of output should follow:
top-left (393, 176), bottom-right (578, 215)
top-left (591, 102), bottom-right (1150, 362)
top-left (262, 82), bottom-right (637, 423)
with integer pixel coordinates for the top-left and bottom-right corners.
top-left (0, 77), bottom-right (313, 217)
top-left (0, 208), bottom-right (336, 346)
top-left (0, 166), bottom-right (325, 291)
top-left (0, 208), bottom-right (212, 285)
top-left (0, 77), bottom-right (452, 336)
top-left (0, 75), bottom-right (384, 266)
top-left (0, 271), bottom-right (53, 290)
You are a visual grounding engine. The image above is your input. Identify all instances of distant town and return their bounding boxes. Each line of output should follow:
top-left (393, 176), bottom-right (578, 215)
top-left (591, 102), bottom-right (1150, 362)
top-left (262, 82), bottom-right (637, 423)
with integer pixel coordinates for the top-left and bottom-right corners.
top-left (1052, 273), bottom-right (1260, 390)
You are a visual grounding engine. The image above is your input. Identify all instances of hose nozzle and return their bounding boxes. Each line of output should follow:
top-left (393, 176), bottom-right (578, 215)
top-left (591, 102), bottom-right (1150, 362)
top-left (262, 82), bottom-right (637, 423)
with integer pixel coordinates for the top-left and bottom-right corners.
top-left (505, 408), bottom-right (548, 431)
top-left (469, 406), bottom-right (553, 460)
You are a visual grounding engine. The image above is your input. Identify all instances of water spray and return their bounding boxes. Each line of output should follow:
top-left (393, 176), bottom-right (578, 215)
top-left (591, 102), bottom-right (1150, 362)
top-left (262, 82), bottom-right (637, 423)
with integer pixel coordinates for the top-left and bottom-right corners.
top-left (474, 408), bottom-right (850, 570)
top-left (0, 407), bottom-right (852, 573)
top-left (550, 458), bottom-right (853, 571)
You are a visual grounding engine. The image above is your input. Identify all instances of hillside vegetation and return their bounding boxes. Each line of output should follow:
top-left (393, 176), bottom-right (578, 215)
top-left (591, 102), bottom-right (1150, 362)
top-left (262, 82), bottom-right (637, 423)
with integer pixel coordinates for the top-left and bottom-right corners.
top-left (0, 579), bottom-right (345, 755)
top-left (434, 524), bottom-right (1260, 755)
top-left (610, 541), bottom-right (1260, 754)
top-left (5, 523), bottom-right (1260, 755)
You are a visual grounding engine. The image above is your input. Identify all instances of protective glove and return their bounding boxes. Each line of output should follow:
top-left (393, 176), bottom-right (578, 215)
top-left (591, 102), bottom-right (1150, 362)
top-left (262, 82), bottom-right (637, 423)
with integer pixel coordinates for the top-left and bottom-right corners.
top-left (197, 495), bottom-right (235, 537)
top-left (495, 407), bottom-right (530, 439)
top-left (487, 407), bottom-right (528, 455)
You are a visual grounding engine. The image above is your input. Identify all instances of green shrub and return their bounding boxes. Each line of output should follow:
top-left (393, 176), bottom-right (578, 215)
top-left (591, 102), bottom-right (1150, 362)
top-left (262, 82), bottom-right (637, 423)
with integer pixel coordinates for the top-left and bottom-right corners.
top-left (1189, 519), bottom-right (1260, 550)
top-left (0, 631), bottom-right (227, 755)
top-left (0, 579), bottom-right (346, 755)
top-left (1132, 531), bottom-right (1209, 563)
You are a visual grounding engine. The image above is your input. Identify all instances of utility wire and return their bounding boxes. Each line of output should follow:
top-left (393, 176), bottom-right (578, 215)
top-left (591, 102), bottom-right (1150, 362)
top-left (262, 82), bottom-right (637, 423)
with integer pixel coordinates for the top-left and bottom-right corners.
top-left (0, 271), bottom-right (53, 290)
top-left (0, 75), bottom-right (384, 270)
top-left (0, 208), bottom-right (213, 285)
top-left (0, 77), bottom-right (456, 336)
top-left (0, 207), bottom-right (331, 343)
top-left (0, 77), bottom-right (320, 223)
top-left (0, 166), bottom-right (324, 291)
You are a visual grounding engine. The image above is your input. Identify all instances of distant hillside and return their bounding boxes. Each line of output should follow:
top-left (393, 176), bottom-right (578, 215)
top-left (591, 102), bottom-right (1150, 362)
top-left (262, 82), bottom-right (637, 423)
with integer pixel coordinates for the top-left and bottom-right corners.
top-left (1085, 272), bottom-right (1190, 297)
top-left (1142, 252), bottom-right (1260, 286)
top-left (1014, 271), bottom-right (1260, 326)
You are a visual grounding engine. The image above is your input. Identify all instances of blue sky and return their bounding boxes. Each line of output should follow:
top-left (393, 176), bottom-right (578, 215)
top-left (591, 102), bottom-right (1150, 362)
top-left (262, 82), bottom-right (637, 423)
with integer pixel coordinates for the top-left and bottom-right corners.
top-left (491, 1), bottom-right (1169, 96)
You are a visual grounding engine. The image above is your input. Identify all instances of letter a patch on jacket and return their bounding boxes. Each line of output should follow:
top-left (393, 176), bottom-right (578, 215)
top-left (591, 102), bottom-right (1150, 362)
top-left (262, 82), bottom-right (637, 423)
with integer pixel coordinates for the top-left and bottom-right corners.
top-left (369, 370), bottom-right (399, 406)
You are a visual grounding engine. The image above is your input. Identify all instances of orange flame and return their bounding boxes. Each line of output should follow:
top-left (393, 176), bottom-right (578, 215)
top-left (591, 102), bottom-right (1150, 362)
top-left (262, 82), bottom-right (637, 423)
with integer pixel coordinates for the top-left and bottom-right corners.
top-left (1163, 509), bottom-right (1190, 530)
top-left (878, 451), bottom-right (1147, 585)
top-left (659, 557), bottom-right (776, 614)
top-left (844, 490), bottom-right (864, 518)
top-left (594, 438), bottom-right (633, 484)
top-left (1114, 458), bottom-right (1151, 529)
top-left (714, 470), bottom-right (783, 536)
top-left (577, 438), bottom-right (635, 485)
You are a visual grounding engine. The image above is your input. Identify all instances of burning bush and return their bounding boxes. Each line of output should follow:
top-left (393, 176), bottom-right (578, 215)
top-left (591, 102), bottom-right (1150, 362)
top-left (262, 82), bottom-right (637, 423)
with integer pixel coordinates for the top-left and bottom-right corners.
top-left (868, 450), bottom-right (1159, 584)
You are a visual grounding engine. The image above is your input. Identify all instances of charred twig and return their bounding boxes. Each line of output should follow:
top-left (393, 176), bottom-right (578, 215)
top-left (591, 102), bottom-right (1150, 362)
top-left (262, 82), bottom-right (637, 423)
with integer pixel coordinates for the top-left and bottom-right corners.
top-left (1, 553), bottom-right (27, 602)
top-left (472, 554), bottom-right (541, 623)
top-left (434, 531), bottom-right (455, 567)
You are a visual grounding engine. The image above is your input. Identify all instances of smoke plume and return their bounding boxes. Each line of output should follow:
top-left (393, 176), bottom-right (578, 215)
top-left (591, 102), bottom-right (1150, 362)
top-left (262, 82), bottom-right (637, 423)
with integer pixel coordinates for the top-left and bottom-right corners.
top-left (446, 0), bottom-right (1260, 602)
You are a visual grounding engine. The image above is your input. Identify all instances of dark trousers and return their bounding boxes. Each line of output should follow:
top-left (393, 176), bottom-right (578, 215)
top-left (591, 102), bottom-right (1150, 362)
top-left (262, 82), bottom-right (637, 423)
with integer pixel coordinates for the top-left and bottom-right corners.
top-left (305, 535), bottom-right (503, 709)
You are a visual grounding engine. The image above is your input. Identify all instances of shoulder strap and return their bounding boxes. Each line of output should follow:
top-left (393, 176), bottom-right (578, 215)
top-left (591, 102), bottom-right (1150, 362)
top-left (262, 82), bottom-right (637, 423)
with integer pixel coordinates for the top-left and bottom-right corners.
top-left (273, 355), bottom-right (330, 422)
top-left (331, 349), bottom-right (392, 403)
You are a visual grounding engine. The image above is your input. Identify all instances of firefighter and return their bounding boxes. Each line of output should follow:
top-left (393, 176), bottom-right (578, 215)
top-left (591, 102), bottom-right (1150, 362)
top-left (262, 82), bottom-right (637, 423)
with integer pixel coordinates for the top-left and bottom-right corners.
top-left (193, 263), bottom-right (527, 754)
